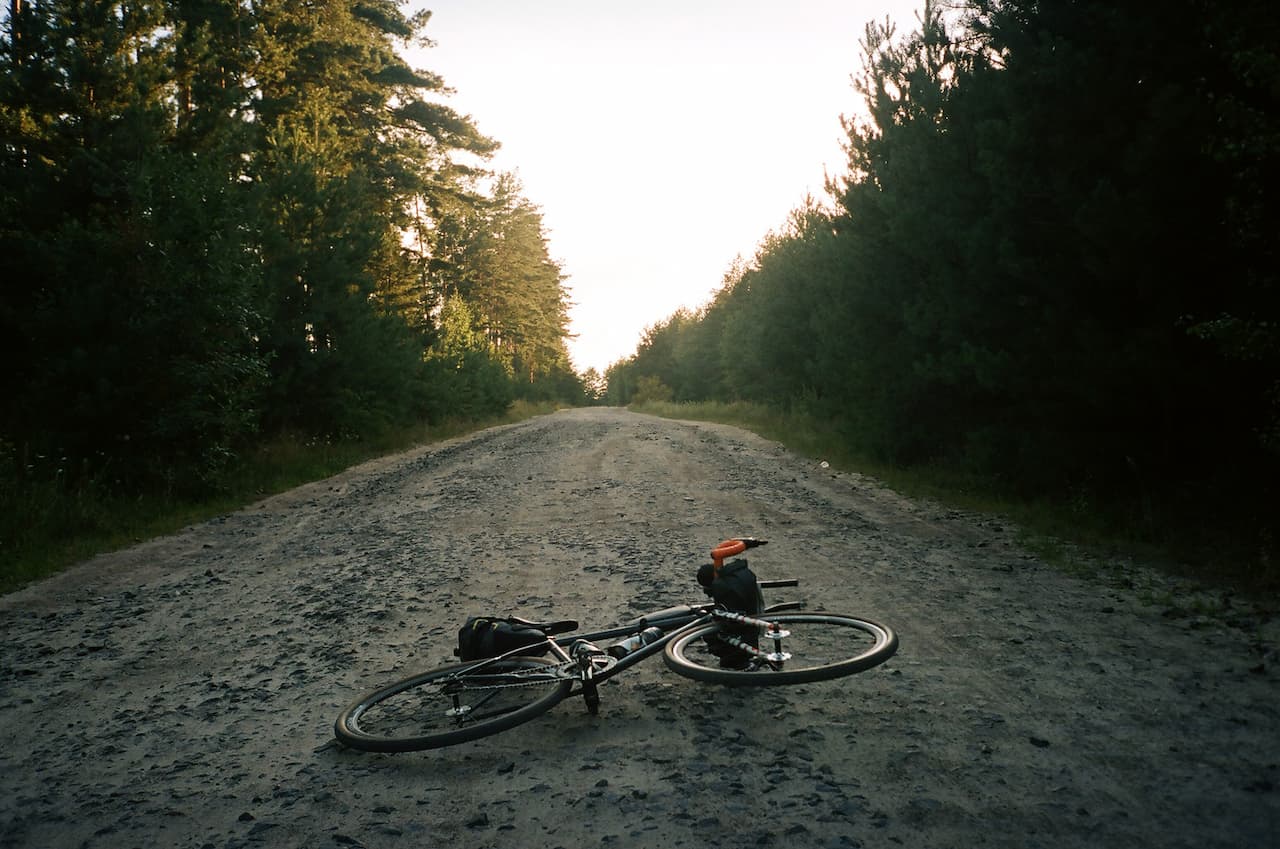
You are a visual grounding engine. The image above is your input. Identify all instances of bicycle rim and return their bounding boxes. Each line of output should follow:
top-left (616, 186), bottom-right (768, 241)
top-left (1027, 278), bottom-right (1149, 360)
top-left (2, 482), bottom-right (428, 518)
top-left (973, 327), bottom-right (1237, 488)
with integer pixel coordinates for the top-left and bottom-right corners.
top-left (662, 612), bottom-right (898, 686)
top-left (334, 657), bottom-right (571, 752)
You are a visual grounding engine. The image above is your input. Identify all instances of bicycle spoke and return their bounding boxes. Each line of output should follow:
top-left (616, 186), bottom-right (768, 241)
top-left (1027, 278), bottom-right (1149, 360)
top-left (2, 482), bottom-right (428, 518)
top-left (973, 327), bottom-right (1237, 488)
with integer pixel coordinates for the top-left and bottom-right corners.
top-left (336, 658), bottom-right (571, 750)
top-left (663, 613), bottom-right (897, 686)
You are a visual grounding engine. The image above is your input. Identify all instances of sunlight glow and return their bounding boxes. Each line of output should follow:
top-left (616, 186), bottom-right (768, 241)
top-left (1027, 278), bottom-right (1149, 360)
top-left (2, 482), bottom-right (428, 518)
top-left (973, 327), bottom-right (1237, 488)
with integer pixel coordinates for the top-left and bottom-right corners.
top-left (406, 0), bottom-right (923, 373)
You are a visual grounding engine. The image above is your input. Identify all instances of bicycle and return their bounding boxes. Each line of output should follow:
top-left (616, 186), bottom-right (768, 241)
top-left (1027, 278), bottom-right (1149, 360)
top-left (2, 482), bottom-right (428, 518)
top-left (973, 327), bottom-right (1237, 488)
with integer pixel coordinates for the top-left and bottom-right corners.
top-left (333, 538), bottom-right (898, 752)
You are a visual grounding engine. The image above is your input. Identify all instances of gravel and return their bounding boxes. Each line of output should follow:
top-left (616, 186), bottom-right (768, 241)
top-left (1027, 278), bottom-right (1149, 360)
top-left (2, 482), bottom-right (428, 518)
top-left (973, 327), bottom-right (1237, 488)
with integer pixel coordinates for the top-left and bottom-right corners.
top-left (1, 407), bottom-right (1276, 848)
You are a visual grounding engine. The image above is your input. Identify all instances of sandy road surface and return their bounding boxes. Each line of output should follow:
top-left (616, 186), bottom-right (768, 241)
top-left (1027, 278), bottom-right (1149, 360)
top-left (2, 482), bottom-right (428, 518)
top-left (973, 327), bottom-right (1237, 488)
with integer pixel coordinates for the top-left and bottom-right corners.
top-left (1, 407), bottom-right (1276, 849)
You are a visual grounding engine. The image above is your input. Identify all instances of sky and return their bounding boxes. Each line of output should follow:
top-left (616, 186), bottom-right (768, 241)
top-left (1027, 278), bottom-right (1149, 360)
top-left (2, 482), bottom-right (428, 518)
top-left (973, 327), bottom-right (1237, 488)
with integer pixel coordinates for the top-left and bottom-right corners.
top-left (405, 1), bottom-right (924, 374)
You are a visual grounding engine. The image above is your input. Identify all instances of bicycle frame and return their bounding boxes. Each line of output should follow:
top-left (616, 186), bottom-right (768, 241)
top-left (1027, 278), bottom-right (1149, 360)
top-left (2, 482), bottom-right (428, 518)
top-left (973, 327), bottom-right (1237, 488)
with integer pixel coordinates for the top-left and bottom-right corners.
top-left (458, 581), bottom-right (805, 711)
top-left (549, 607), bottom-right (711, 681)
top-left (333, 566), bottom-right (898, 751)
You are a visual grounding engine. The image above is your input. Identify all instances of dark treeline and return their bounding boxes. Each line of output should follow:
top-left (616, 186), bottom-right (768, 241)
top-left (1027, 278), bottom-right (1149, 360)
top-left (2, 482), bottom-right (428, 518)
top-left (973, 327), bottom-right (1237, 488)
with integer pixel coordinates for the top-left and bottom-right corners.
top-left (1, 0), bottom-right (581, 494)
top-left (609, 1), bottom-right (1278, 574)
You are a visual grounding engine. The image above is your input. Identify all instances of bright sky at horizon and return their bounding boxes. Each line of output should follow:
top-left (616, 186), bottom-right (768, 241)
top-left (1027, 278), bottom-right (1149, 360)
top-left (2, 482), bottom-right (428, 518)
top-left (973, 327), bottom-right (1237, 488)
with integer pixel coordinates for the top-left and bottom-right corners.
top-left (406, 1), bottom-right (923, 374)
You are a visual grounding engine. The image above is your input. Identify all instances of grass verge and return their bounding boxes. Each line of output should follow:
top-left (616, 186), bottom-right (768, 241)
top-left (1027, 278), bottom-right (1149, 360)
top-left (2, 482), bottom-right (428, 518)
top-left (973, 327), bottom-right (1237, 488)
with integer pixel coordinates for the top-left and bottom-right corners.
top-left (0, 401), bottom-right (560, 595)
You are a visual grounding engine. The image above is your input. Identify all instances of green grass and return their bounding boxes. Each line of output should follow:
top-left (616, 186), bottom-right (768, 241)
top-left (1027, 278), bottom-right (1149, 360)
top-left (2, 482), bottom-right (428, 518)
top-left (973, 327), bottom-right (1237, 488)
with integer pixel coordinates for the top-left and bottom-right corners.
top-left (0, 401), bottom-right (559, 595)
top-left (631, 400), bottom-right (1277, 600)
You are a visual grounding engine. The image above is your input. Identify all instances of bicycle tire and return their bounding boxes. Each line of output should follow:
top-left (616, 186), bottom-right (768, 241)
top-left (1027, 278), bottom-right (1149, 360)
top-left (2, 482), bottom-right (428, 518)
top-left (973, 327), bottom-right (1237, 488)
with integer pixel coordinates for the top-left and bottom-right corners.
top-left (663, 612), bottom-right (897, 686)
top-left (334, 657), bottom-right (571, 752)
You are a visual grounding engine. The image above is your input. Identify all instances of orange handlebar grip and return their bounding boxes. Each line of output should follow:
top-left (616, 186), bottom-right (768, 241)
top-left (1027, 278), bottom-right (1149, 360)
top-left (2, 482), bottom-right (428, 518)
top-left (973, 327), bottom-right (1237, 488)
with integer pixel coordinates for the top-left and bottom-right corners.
top-left (711, 539), bottom-right (747, 571)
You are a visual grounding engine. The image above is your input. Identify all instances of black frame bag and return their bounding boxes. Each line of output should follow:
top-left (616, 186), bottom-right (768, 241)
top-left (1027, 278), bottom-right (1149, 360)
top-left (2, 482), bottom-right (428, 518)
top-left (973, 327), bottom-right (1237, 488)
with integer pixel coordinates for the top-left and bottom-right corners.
top-left (456, 616), bottom-right (549, 661)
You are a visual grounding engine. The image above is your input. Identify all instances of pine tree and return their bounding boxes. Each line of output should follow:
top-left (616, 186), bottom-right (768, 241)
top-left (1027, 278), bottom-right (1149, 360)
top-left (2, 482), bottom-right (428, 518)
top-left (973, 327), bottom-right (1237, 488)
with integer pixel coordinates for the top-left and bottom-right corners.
top-left (428, 173), bottom-right (574, 390)
top-left (0, 0), bottom-right (265, 487)
top-left (248, 0), bottom-right (499, 432)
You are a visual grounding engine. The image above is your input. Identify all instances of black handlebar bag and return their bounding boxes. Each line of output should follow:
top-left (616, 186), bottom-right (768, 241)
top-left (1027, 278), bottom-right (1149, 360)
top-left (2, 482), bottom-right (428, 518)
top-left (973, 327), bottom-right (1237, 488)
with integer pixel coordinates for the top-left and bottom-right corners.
top-left (696, 558), bottom-right (765, 668)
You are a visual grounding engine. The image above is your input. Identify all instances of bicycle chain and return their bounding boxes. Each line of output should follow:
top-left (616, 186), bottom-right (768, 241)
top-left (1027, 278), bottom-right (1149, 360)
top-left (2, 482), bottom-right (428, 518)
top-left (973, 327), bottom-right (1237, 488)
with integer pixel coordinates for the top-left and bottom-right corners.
top-left (445, 661), bottom-right (580, 691)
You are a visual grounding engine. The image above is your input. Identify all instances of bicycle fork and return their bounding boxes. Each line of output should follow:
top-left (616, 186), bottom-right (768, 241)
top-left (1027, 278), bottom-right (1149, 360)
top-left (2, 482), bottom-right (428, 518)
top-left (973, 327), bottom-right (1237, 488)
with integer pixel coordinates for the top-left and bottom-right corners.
top-left (714, 611), bottom-right (794, 667)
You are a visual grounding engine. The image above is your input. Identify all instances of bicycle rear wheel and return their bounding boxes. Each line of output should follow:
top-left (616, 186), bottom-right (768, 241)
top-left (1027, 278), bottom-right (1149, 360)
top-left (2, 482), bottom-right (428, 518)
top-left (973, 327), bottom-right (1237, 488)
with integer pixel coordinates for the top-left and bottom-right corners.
top-left (334, 657), bottom-right (571, 752)
top-left (663, 612), bottom-right (897, 686)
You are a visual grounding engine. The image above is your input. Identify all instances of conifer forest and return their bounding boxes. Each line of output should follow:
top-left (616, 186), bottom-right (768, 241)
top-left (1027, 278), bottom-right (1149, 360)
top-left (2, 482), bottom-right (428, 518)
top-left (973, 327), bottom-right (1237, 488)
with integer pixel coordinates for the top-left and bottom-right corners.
top-left (608, 2), bottom-right (1278, 578)
top-left (2, 1), bottom-right (1277, 581)
top-left (2, 0), bottom-right (579, 494)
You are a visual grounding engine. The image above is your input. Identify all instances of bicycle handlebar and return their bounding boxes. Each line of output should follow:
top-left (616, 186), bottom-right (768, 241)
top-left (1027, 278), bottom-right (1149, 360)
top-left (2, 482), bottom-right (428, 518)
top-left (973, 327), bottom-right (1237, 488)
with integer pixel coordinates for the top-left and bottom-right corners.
top-left (710, 537), bottom-right (768, 569)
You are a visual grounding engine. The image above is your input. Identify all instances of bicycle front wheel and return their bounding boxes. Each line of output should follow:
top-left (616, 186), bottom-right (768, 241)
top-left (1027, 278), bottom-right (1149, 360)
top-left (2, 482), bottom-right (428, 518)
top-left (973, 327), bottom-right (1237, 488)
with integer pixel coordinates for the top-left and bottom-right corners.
top-left (663, 612), bottom-right (897, 686)
top-left (334, 657), bottom-right (571, 752)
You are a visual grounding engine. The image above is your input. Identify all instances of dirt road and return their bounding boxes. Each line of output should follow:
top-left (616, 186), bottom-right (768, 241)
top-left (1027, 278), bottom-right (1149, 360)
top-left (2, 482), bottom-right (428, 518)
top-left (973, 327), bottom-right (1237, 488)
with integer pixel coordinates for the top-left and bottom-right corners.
top-left (1, 407), bottom-right (1276, 848)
